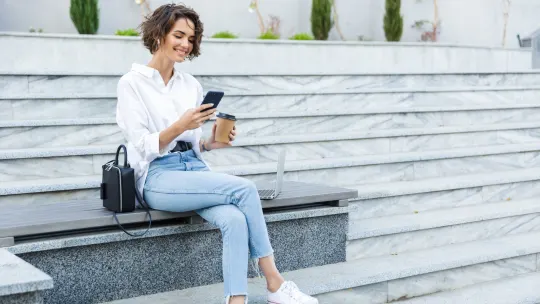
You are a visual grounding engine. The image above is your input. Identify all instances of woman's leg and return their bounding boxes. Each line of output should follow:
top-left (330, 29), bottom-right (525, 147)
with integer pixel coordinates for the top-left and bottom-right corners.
top-left (143, 168), bottom-right (275, 300)
top-left (196, 205), bottom-right (249, 302)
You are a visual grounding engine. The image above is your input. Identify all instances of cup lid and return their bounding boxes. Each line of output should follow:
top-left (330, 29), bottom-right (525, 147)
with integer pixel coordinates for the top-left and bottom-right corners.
top-left (217, 112), bottom-right (236, 121)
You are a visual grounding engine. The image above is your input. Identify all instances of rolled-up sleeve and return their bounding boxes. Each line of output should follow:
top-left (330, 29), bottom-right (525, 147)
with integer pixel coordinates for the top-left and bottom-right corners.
top-left (116, 79), bottom-right (167, 163)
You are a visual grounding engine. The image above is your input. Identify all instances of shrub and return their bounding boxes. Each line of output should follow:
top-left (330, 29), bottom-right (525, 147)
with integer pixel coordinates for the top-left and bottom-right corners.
top-left (257, 30), bottom-right (279, 40)
top-left (311, 0), bottom-right (333, 40)
top-left (383, 0), bottom-right (403, 42)
top-left (29, 27), bottom-right (44, 33)
top-left (211, 31), bottom-right (238, 39)
top-left (289, 33), bottom-right (314, 40)
top-left (115, 28), bottom-right (139, 36)
top-left (70, 0), bottom-right (99, 34)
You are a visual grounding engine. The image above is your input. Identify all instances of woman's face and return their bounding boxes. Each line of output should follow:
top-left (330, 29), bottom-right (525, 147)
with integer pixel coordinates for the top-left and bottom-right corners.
top-left (160, 17), bottom-right (195, 62)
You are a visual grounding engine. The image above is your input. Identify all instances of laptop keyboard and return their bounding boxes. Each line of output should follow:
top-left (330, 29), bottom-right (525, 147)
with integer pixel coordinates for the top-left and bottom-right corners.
top-left (258, 189), bottom-right (275, 198)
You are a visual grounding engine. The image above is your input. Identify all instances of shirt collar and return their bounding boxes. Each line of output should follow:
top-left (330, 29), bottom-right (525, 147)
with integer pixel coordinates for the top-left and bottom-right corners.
top-left (131, 63), bottom-right (182, 79)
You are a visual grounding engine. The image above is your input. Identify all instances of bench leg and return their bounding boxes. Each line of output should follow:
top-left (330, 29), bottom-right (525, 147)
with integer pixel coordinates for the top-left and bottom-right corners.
top-left (0, 237), bottom-right (14, 248)
top-left (188, 215), bottom-right (204, 224)
top-left (329, 199), bottom-right (349, 207)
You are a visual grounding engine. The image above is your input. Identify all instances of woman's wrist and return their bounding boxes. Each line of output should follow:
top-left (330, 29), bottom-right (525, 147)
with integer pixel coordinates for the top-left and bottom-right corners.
top-left (201, 139), bottom-right (213, 152)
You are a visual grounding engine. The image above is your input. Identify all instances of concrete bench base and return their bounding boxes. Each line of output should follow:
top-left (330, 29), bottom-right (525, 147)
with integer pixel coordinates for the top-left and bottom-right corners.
top-left (0, 292), bottom-right (44, 304)
top-left (15, 208), bottom-right (348, 304)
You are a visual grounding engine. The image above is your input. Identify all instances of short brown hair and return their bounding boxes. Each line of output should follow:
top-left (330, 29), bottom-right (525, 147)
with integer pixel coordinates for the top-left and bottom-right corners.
top-left (139, 3), bottom-right (204, 60)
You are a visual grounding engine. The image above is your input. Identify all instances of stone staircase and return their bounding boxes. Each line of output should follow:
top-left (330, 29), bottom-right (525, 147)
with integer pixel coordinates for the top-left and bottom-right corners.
top-left (3, 71), bottom-right (540, 303)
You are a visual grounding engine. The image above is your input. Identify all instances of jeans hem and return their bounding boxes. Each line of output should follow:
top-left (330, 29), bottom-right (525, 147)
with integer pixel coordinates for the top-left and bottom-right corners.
top-left (250, 249), bottom-right (275, 260)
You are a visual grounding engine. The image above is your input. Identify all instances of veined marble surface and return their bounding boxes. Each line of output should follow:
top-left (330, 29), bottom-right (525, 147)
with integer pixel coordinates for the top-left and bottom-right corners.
top-left (7, 98), bottom-right (117, 120)
top-left (247, 162), bottom-right (415, 188)
top-left (315, 282), bottom-right (388, 304)
top-left (203, 138), bottom-right (390, 165)
top-left (2, 89), bottom-right (540, 122)
top-left (391, 128), bottom-right (540, 152)
top-left (413, 151), bottom-right (540, 179)
top-left (8, 107), bottom-right (540, 149)
top-left (3, 74), bottom-right (540, 98)
top-left (347, 214), bottom-right (540, 260)
top-left (198, 74), bottom-right (540, 93)
top-left (204, 109), bottom-right (540, 137)
top-left (0, 125), bottom-right (123, 149)
top-left (386, 254), bottom-right (537, 302)
top-left (217, 90), bottom-right (540, 116)
top-left (0, 188), bottom-right (98, 209)
top-left (2, 142), bottom-right (540, 182)
top-left (317, 255), bottom-right (537, 303)
top-left (351, 180), bottom-right (540, 220)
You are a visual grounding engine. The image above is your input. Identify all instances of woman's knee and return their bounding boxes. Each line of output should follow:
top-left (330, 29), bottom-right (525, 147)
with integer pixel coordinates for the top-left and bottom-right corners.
top-left (233, 178), bottom-right (258, 198)
top-left (214, 206), bottom-right (248, 234)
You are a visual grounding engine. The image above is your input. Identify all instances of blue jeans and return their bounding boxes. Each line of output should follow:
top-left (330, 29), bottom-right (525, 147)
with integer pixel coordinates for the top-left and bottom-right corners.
top-left (143, 150), bottom-right (274, 298)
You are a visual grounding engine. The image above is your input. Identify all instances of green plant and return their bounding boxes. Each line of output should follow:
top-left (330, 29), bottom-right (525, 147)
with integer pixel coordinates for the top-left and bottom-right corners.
top-left (29, 27), bottom-right (44, 33)
top-left (70, 0), bottom-right (100, 34)
top-left (289, 33), bottom-right (314, 40)
top-left (211, 31), bottom-right (238, 39)
top-left (311, 0), bottom-right (333, 40)
top-left (383, 0), bottom-right (403, 41)
top-left (115, 28), bottom-right (139, 36)
top-left (257, 30), bottom-right (280, 40)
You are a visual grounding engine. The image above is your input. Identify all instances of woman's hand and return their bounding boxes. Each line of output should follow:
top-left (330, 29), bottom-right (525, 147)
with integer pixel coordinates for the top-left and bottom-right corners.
top-left (206, 123), bottom-right (236, 150)
top-left (175, 104), bottom-right (216, 132)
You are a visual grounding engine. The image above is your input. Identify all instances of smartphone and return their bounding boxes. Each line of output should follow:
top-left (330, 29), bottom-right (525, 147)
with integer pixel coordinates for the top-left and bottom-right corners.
top-left (200, 90), bottom-right (224, 112)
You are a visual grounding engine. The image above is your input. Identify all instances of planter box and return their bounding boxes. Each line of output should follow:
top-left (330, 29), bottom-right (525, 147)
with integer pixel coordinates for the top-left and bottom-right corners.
top-left (0, 32), bottom-right (532, 76)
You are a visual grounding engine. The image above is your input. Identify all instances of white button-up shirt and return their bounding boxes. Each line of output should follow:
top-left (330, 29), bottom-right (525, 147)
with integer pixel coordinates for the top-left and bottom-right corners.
top-left (116, 63), bottom-right (207, 197)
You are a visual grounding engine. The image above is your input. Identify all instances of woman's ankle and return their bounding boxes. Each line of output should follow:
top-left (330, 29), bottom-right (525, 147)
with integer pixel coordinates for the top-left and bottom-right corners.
top-left (266, 275), bottom-right (285, 293)
top-left (228, 295), bottom-right (246, 304)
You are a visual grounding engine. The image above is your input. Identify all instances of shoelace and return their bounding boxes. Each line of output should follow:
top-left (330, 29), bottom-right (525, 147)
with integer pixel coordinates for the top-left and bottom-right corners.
top-left (282, 282), bottom-right (306, 302)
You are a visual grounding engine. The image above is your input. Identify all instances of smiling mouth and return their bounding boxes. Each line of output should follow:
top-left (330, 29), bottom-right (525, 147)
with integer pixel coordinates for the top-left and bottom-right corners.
top-left (174, 48), bottom-right (187, 56)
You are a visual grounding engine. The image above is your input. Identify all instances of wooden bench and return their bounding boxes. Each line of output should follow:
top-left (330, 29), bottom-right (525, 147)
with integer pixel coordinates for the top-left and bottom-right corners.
top-left (0, 181), bottom-right (356, 246)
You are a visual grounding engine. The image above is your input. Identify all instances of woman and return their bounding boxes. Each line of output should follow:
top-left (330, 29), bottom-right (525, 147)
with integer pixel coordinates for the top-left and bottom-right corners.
top-left (116, 4), bottom-right (318, 304)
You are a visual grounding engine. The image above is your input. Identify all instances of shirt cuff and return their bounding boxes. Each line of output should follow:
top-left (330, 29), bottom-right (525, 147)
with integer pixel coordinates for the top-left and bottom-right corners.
top-left (147, 131), bottom-right (169, 159)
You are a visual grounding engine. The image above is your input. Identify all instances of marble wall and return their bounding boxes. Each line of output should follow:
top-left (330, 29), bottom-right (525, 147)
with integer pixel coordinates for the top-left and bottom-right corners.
top-left (0, 34), bottom-right (531, 76)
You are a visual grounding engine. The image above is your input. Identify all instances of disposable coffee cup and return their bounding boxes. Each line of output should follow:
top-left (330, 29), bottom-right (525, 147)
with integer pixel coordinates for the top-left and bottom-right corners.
top-left (215, 112), bottom-right (236, 143)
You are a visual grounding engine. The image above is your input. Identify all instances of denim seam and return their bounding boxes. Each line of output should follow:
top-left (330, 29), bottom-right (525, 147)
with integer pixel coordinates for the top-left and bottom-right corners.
top-left (224, 225), bottom-right (232, 297)
top-left (145, 187), bottom-right (242, 200)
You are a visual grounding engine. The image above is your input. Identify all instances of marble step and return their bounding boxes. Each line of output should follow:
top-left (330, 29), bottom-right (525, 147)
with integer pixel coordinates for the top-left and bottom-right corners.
top-left (2, 125), bottom-right (540, 169)
top-left (1, 161), bottom-right (540, 209)
top-left (4, 73), bottom-right (540, 97)
top-left (3, 88), bottom-right (540, 121)
top-left (101, 230), bottom-right (540, 304)
top-left (3, 108), bottom-right (540, 149)
top-left (1, 140), bottom-right (540, 183)
top-left (397, 271), bottom-right (540, 304)
top-left (347, 199), bottom-right (540, 260)
top-left (351, 179), bottom-right (540, 220)
top-left (352, 167), bottom-right (540, 201)
top-left (2, 122), bottom-right (540, 160)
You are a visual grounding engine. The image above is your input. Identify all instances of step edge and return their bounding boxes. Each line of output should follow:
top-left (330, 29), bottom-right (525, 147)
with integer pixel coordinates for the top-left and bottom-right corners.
top-left (347, 198), bottom-right (540, 239)
top-left (2, 121), bottom-right (540, 150)
top-left (4, 85), bottom-right (540, 100)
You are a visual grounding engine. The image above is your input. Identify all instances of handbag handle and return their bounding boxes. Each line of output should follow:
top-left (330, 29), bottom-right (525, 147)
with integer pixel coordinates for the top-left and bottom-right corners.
top-left (115, 144), bottom-right (128, 167)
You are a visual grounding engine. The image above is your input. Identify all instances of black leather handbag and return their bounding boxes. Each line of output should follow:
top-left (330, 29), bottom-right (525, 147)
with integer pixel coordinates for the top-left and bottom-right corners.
top-left (100, 144), bottom-right (152, 237)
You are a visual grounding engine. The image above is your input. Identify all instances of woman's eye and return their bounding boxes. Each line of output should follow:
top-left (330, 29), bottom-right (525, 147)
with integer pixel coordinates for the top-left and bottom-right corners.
top-left (175, 36), bottom-right (182, 39)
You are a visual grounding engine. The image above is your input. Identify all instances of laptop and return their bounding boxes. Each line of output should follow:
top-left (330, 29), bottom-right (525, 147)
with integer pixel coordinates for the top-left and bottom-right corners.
top-left (258, 150), bottom-right (286, 200)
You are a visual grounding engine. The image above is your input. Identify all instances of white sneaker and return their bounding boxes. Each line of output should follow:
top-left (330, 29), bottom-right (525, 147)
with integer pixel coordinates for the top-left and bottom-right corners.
top-left (267, 281), bottom-right (319, 304)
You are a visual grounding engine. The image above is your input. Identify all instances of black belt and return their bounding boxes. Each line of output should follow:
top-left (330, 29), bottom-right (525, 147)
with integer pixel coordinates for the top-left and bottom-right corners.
top-left (170, 141), bottom-right (193, 153)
